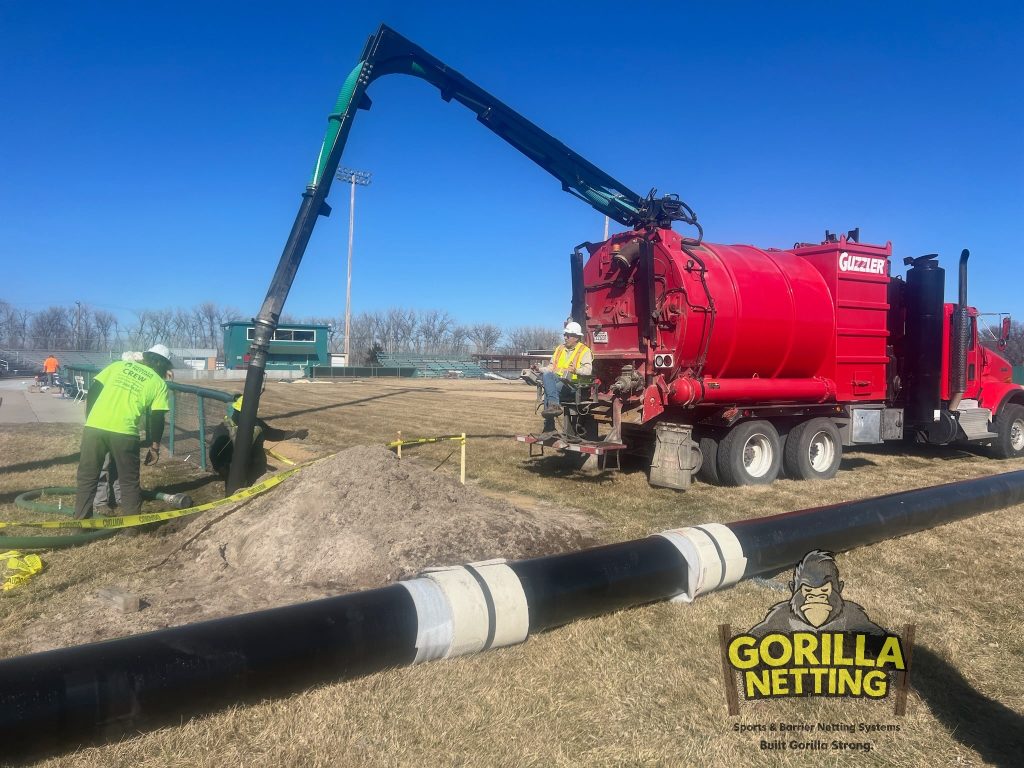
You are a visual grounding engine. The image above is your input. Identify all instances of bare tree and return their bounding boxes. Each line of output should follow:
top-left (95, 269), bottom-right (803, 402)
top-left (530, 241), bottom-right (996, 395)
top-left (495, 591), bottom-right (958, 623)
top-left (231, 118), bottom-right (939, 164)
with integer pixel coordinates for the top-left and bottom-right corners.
top-left (467, 323), bottom-right (503, 354)
top-left (29, 306), bottom-right (72, 350)
top-left (505, 325), bottom-right (560, 353)
top-left (0, 300), bottom-right (14, 349)
top-left (415, 309), bottom-right (457, 354)
top-left (304, 315), bottom-right (341, 353)
top-left (195, 302), bottom-right (221, 349)
top-left (982, 319), bottom-right (1024, 367)
top-left (93, 310), bottom-right (117, 350)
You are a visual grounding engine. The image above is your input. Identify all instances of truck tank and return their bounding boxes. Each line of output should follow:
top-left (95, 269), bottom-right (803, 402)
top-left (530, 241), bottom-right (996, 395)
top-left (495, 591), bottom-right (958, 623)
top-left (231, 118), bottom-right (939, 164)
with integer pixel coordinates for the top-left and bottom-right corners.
top-left (584, 229), bottom-right (892, 406)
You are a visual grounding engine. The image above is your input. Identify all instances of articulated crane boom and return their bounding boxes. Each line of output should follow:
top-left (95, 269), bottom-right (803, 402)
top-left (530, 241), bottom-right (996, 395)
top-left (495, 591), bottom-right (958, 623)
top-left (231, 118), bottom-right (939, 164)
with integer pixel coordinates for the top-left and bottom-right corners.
top-left (228, 24), bottom-right (700, 491)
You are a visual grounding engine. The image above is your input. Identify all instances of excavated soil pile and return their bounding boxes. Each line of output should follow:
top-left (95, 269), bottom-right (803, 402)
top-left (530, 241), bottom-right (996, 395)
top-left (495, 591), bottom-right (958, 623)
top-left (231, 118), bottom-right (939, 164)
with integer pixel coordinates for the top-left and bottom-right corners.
top-left (22, 446), bottom-right (602, 652)
top-left (193, 444), bottom-right (601, 589)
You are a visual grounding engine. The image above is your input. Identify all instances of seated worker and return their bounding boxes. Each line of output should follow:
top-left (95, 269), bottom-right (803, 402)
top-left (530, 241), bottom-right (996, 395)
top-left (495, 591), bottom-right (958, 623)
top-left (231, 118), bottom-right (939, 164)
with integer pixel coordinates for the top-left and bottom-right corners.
top-left (531, 321), bottom-right (593, 432)
top-left (209, 393), bottom-right (308, 488)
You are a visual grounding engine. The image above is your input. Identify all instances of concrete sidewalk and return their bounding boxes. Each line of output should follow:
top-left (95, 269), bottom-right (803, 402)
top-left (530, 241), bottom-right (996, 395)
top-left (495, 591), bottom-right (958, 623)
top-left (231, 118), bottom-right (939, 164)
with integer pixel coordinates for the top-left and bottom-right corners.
top-left (0, 378), bottom-right (86, 425)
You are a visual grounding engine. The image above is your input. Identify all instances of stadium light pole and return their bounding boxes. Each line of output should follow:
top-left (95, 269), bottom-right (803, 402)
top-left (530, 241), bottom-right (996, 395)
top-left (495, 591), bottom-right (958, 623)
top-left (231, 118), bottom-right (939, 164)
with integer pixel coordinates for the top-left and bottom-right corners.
top-left (336, 167), bottom-right (372, 363)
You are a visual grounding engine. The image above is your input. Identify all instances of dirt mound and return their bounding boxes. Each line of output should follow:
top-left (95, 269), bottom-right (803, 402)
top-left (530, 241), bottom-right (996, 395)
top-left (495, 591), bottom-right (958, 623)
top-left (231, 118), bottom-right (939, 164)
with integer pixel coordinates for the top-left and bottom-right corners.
top-left (191, 445), bottom-right (600, 589)
top-left (22, 446), bottom-right (601, 652)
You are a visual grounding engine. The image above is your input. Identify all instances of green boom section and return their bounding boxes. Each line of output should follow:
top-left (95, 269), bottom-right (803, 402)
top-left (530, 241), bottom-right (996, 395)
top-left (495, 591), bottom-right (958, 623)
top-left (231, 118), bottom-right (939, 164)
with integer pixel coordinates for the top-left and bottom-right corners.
top-left (311, 61), bottom-right (366, 186)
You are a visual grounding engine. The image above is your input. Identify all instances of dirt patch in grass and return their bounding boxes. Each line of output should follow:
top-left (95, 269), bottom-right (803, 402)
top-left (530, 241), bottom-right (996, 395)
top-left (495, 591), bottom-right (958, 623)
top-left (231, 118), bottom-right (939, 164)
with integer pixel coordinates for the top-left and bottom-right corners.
top-left (19, 444), bottom-right (601, 652)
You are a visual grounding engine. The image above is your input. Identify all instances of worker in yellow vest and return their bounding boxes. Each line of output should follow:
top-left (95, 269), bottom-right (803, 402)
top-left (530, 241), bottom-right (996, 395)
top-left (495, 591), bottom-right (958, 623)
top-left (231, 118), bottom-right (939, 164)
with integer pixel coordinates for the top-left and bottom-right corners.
top-left (533, 321), bottom-right (593, 431)
top-left (208, 393), bottom-right (309, 488)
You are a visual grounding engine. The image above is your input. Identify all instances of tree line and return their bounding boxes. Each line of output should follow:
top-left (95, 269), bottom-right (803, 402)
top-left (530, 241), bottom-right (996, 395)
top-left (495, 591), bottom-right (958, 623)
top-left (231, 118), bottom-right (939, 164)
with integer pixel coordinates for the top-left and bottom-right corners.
top-left (981, 320), bottom-right (1024, 367)
top-left (5, 298), bottom-right (1022, 368)
top-left (0, 300), bottom-right (563, 362)
top-left (0, 300), bottom-right (242, 354)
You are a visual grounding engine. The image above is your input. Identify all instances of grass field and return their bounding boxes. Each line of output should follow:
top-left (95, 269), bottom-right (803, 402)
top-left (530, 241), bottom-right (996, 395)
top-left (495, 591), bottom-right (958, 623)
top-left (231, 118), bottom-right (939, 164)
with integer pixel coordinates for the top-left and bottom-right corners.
top-left (1, 377), bottom-right (1023, 767)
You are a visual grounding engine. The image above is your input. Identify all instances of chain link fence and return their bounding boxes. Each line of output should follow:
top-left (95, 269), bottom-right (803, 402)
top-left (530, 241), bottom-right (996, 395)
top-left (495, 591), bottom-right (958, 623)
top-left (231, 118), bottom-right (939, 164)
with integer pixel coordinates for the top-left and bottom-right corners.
top-left (62, 365), bottom-right (234, 471)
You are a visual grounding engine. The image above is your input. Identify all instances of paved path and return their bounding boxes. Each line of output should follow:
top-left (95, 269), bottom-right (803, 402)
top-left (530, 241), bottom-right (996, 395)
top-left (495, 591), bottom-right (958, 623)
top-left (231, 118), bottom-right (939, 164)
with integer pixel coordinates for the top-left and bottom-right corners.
top-left (0, 378), bottom-right (86, 425)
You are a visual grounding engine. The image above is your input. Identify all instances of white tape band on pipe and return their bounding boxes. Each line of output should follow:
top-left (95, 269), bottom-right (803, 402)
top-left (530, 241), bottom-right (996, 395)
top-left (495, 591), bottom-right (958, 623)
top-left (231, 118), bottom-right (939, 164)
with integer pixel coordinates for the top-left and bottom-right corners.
top-left (421, 566), bottom-right (490, 658)
top-left (399, 577), bottom-right (454, 664)
top-left (465, 559), bottom-right (530, 649)
top-left (656, 527), bottom-right (724, 602)
top-left (695, 523), bottom-right (747, 588)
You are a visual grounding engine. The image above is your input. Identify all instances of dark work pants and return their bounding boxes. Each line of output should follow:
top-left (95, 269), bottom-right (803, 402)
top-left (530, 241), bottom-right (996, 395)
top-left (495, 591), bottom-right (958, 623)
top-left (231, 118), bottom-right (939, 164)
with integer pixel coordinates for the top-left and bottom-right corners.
top-left (75, 427), bottom-right (141, 519)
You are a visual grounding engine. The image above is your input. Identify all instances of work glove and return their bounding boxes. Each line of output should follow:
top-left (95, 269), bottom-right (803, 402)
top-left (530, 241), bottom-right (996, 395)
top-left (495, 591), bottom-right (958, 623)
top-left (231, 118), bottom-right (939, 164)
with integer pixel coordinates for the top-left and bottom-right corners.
top-left (144, 445), bottom-right (160, 466)
top-left (292, 428), bottom-right (309, 440)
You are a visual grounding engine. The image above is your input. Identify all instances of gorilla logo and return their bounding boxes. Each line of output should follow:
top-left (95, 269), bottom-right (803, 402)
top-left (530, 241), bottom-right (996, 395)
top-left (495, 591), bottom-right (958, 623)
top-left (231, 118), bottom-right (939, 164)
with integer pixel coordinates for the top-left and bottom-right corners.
top-left (749, 550), bottom-right (885, 637)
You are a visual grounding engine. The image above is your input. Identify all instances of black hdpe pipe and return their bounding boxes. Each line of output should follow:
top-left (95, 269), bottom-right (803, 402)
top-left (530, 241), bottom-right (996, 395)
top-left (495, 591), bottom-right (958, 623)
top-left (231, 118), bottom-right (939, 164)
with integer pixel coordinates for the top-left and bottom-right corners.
top-left (1, 470), bottom-right (1022, 759)
top-left (727, 468), bottom-right (1024, 577)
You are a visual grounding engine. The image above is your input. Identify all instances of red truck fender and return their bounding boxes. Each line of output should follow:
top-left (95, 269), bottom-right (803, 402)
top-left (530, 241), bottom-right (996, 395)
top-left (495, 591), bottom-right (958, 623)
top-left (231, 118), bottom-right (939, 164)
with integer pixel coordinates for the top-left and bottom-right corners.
top-left (979, 383), bottom-right (1024, 417)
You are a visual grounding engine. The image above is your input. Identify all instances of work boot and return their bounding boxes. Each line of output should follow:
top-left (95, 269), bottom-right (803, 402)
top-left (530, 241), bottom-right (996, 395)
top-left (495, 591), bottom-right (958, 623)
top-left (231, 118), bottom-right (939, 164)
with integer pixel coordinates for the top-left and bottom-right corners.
top-left (541, 404), bottom-right (563, 418)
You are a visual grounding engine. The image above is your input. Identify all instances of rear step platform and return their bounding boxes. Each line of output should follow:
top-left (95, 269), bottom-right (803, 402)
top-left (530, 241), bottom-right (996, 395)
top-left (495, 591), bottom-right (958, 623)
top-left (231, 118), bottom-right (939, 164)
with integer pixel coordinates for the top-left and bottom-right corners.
top-left (516, 433), bottom-right (627, 470)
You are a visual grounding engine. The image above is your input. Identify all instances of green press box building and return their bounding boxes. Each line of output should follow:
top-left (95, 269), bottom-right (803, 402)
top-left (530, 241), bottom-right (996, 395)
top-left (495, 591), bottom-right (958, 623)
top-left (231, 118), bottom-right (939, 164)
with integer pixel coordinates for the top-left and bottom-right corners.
top-left (222, 321), bottom-right (330, 370)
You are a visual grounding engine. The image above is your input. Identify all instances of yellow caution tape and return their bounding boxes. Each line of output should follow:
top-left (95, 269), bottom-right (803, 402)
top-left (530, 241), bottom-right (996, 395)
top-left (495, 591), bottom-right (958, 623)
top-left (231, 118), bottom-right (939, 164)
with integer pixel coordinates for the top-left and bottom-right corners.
top-left (386, 434), bottom-right (467, 448)
top-left (1, 550), bottom-right (43, 591)
top-left (266, 448), bottom-right (297, 466)
top-left (0, 466), bottom-right (303, 531)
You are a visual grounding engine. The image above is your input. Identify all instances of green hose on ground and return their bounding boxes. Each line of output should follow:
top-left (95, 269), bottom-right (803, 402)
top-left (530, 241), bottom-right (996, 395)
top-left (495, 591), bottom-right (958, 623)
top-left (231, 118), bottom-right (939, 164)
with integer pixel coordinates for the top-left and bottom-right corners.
top-left (8, 487), bottom-right (117, 548)
top-left (6, 486), bottom-right (187, 549)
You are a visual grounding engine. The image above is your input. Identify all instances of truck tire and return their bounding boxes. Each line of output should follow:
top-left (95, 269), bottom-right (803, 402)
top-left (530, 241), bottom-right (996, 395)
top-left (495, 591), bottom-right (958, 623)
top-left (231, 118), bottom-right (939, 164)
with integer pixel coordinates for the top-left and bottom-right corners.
top-left (697, 435), bottom-right (721, 485)
top-left (717, 420), bottom-right (781, 486)
top-left (783, 417), bottom-right (843, 480)
top-left (991, 403), bottom-right (1024, 459)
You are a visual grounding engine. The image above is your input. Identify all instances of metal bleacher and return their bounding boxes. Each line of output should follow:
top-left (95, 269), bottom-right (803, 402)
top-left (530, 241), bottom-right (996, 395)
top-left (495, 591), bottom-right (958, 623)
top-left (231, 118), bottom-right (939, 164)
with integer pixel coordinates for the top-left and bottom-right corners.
top-left (376, 353), bottom-right (487, 378)
top-left (0, 349), bottom-right (121, 374)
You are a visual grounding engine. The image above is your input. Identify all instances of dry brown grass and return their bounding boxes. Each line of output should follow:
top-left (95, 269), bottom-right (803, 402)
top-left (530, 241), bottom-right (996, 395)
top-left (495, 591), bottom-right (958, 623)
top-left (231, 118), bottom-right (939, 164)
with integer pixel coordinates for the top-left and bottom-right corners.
top-left (2, 378), bottom-right (1023, 767)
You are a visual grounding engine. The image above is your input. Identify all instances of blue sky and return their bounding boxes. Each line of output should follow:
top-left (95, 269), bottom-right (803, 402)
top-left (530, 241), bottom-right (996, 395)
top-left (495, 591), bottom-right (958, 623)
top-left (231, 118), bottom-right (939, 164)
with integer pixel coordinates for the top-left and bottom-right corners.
top-left (2, 1), bottom-right (1021, 335)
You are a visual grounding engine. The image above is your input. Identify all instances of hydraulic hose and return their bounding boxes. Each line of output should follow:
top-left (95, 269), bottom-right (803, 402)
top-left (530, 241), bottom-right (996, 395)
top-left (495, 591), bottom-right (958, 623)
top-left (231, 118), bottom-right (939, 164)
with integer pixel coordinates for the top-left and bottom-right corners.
top-left (1, 470), bottom-right (1021, 758)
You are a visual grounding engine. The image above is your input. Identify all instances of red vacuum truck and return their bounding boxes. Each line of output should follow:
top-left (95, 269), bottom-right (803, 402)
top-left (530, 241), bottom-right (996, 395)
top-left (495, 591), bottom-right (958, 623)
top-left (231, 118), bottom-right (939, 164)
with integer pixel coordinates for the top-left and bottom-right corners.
top-left (229, 24), bottom-right (1023, 492)
top-left (520, 231), bottom-right (1022, 488)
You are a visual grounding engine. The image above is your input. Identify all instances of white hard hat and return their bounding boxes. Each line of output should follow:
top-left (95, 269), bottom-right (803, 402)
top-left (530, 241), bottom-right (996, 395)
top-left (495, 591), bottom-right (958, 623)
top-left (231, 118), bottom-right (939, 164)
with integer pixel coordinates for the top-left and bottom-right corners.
top-left (146, 343), bottom-right (172, 363)
top-left (563, 321), bottom-right (583, 337)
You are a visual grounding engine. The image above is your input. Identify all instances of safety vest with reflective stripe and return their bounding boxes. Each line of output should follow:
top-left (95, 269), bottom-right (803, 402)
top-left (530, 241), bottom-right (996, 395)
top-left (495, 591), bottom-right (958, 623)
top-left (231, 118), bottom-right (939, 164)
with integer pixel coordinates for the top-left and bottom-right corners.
top-left (226, 395), bottom-right (262, 442)
top-left (552, 343), bottom-right (591, 381)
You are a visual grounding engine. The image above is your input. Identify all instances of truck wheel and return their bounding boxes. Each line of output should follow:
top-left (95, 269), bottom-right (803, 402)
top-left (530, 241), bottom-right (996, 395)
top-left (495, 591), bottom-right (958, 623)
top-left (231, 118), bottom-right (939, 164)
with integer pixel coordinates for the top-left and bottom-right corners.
top-left (697, 435), bottom-right (721, 485)
top-left (783, 418), bottom-right (843, 480)
top-left (717, 421), bottom-right (781, 486)
top-left (991, 403), bottom-right (1024, 459)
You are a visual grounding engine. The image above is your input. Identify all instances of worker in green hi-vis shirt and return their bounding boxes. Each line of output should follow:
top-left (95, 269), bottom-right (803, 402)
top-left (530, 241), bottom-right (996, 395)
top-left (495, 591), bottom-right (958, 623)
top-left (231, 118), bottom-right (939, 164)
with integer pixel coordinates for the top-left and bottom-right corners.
top-left (74, 344), bottom-right (173, 520)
